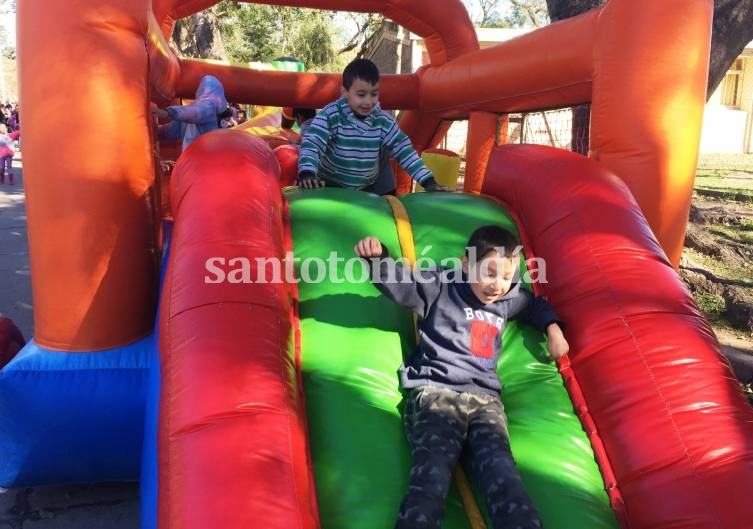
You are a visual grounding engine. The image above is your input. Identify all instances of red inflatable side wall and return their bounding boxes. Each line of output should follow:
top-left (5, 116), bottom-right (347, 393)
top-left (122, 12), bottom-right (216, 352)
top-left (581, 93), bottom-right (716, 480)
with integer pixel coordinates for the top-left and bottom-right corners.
top-left (483, 144), bottom-right (753, 529)
top-left (158, 131), bottom-right (320, 529)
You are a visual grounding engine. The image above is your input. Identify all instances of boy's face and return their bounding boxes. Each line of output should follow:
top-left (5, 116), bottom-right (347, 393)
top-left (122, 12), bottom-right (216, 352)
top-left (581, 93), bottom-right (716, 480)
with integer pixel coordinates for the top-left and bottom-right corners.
top-left (342, 78), bottom-right (379, 117)
top-left (461, 251), bottom-right (518, 305)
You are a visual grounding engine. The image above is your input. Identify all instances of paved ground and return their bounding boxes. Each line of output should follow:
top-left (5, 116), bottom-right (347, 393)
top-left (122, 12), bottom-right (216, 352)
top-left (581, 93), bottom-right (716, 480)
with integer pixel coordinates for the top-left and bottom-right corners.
top-left (0, 158), bottom-right (32, 339)
top-left (0, 155), bottom-right (140, 528)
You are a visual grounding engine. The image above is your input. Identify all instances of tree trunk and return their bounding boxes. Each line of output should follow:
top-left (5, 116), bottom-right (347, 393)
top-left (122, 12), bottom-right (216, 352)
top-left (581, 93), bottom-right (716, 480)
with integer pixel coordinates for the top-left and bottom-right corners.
top-left (708, 0), bottom-right (753, 98)
top-left (570, 104), bottom-right (590, 155)
top-left (171, 11), bottom-right (227, 60)
top-left (545, 0), bottom-right (602, 22)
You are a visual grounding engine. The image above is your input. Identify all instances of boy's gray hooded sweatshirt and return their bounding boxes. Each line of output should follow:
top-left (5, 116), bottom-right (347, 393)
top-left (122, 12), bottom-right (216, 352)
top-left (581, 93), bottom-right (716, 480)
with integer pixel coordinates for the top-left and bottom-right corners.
top-left (367, 253), bottom-right (561, 396)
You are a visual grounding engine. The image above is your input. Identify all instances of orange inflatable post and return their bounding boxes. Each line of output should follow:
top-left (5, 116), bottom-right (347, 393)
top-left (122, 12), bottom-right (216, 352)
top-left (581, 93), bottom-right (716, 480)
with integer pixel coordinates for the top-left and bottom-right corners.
top-left (18, 0), bottom-right (157, 350)
top-left (590, 0), bottom-right (713, 266)
top-left (497, 114), bottom-right (510, 145)
top-left (463, 111), bottom-right (499, 194)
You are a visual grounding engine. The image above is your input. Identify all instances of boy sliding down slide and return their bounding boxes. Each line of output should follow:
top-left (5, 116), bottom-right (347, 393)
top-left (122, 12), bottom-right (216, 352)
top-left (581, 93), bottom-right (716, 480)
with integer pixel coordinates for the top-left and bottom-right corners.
top-left (355, 225), bottom-right (568, 529)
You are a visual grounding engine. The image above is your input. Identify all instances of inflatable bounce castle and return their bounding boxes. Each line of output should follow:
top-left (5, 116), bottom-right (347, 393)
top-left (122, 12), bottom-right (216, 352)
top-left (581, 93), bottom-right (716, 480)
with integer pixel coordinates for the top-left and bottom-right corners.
top-left (3, 0), bottom-right (753, 528)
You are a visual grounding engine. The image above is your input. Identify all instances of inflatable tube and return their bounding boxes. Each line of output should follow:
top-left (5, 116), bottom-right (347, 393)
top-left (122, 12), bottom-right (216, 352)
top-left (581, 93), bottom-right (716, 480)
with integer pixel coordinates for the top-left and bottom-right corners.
top-left (482, 144), bottom-right (753, 529)
top-left (174, 59), bottom-right (421, 110)
top-left (0, 337), bottom-right (150, 486)
top-left (274, 144), bottom-right (300, 187)
top-left (157, 131), bottom-right (319, 529)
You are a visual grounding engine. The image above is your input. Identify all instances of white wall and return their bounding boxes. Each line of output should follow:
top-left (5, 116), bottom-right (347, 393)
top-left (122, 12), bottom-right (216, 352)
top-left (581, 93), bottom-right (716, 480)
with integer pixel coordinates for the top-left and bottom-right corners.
top-left (699, 106), bottom-right (748, 154)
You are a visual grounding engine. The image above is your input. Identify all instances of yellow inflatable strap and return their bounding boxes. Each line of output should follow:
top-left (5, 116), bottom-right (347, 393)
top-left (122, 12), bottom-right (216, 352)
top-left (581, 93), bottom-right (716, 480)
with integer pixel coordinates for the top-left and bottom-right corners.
top-left (383, 194), bottom-right (488, 529)
top-left (383, 195), bottom-right (417, 263)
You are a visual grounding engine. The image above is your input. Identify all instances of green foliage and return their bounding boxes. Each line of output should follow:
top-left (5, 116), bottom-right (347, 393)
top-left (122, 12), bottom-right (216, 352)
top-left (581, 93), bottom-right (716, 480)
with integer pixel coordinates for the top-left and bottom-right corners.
top-left (213, 2), bottom-right (337, 71)
top-left (214, 2), bottom-right (277, 63)
top-left (464, 0), bottom-right (548, 28)
top-left (479, 11), bottom-right (505, 27)
top-left (295, 18), bottom-right (335, 71)
top-left (0, 25), bottom-right (13, 60)
top-left (694, 292), bottom-right (726, 319)
top-left (503, 5), bottom-right (529, 27)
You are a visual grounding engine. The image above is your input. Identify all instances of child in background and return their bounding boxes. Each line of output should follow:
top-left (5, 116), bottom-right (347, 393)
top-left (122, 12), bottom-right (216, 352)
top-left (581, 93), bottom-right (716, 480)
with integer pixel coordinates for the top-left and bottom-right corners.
top-left (281, 106), bottom-right (296, 130)
top-left (0, 124), bottom-right (20, 185)
top-left (219, 106), bottom-right (238, 129)
top-left (355, 225), bottom-right (569, 529)
top-left (152, 75), bottom-right (228, 151)
top-left (292, 107), bottom-right (317, 139)
top-left (298, 58), bottom-right (444, 193)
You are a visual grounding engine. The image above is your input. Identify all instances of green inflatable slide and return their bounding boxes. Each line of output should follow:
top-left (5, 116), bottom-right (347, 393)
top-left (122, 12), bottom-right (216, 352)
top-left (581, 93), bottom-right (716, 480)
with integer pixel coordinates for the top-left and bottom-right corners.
top-left (288, 188), bottom-right (619, 529)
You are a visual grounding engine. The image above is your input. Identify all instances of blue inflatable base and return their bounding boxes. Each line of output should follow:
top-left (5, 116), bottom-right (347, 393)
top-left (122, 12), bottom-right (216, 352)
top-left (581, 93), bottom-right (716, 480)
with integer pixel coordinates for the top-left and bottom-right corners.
top-left (0, 336), bottom-right (151, 487)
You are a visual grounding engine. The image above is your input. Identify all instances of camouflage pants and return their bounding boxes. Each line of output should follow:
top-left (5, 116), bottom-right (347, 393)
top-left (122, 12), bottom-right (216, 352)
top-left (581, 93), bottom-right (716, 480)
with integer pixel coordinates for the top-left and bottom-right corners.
top-left (395, 386), bottom-right (543, 529)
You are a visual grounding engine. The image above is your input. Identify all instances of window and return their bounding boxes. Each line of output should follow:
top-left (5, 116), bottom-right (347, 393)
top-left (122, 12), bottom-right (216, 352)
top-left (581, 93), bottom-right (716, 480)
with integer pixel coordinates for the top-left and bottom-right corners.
top-left (721, 58), bottom-right (745, 108)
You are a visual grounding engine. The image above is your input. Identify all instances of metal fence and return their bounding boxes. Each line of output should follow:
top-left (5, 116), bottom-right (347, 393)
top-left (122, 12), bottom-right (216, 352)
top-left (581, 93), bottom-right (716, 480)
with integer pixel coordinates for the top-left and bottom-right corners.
top-left (438, 104), bottom-right (591, 158)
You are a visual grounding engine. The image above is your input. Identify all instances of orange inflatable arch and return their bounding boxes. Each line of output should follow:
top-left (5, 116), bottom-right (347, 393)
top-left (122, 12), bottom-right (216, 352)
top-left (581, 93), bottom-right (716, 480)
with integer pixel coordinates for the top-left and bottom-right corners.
top-left (18, 0), bottom-right (711, 352)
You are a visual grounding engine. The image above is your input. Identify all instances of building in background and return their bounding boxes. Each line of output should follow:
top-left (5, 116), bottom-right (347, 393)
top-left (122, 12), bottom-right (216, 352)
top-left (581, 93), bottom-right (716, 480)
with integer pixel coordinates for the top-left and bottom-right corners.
top-left (700, 42), bottom-right (753, 154)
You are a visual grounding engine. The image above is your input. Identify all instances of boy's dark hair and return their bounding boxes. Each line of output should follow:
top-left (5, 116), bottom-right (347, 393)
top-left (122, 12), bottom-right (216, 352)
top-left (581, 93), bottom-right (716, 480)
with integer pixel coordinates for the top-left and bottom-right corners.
top-left (343, 59), bottom-right (380, 90)
top-left (293, 107), bottom-right (317, 121)
top-left (466, 225), bottom-right (520, 260)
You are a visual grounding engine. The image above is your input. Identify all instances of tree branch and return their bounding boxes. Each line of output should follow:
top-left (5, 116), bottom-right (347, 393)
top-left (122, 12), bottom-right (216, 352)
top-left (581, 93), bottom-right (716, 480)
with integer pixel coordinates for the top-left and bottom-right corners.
top-left (337, 13), bottom-right (376, 55)
top-left (509, 0), bottom-right (547, 27)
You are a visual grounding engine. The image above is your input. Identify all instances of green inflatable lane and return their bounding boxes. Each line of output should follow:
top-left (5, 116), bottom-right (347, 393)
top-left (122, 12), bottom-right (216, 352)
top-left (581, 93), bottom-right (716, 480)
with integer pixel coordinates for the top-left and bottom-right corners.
top-left (287, 188), bottom-right (619, 529)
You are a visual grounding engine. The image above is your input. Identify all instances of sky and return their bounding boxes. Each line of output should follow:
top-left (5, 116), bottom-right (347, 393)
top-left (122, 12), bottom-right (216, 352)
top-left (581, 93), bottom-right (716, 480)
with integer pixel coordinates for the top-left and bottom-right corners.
top-left (0, 13), bottom-right (14, 44)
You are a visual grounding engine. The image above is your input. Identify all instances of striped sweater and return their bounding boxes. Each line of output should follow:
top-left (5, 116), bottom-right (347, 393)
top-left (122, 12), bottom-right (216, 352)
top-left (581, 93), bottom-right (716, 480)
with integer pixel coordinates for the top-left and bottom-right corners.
top-left (298, 97), bottom-right (434, 189)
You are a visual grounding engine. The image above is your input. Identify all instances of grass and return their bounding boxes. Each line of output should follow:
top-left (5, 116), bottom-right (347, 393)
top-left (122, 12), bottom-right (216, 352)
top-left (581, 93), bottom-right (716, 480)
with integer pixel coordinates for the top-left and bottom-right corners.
top-left (693, 155), bottom-right (753, 268)
top-left (688, 153), bottom-right (753, 324)
top-left (684, 246), bottom-right (753, 283)
top-left (707, 222), bottom-right (753, 246)
top-left (695, 153), bottom-right (753, 203)
top-left (693, 291), bottom-right (726, 320)
top-left (695, 153), bottom-right (753, 198)
top-left (689, 154), bottom-right (753, 347)
top-left (697, 153), bottom-right (753, 174)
